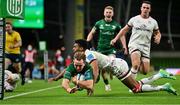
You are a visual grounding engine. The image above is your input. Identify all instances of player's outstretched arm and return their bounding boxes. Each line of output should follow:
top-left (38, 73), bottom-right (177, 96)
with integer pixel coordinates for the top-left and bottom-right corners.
top-left (111, 25), bottom-right (130, 46)
top-left (48, 69), bottom-right (66, 82)
top-left (78, 80), bottom-right (94, 90)
top-left (62, 78), bottom-right (75, 93)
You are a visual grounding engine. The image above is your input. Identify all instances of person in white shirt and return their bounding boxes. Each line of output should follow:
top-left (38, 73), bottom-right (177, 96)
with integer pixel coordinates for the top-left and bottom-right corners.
top-left (111, 1), bottom-right (161, 79)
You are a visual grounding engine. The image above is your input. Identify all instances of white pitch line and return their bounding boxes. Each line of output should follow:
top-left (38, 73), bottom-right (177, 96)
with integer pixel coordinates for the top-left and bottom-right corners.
top-left (3, 85), bottom-right (180, 100)
top-left (4, 85), bottom-right (60, 100)
top-left (1, 104), bottom-right (180, 105)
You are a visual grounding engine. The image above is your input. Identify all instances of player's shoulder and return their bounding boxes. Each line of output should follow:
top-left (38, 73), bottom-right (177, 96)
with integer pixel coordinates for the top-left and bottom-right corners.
top-left (148, 16), bottom-right (158, 23)
top-left (128, 15), bottom-right (139, 23)
top-left (111, 20), bottom-right (121, 26)
top-left (13, 31), bottom-right (20, 35)
top-left (85, 49), bottom-right (92, 55)
top-left (96, 19), bottom-right (105, 24)
top-left (66, 63), bottom-right (74, 70)
top-left (85, 50), bottom-right (96, 62)
top-left (131, 15), bottom-right (141, 20)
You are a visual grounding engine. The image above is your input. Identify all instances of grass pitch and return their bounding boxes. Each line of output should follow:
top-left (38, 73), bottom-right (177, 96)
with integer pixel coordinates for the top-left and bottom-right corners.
top-left (1, 73), bottom-right (180, 105)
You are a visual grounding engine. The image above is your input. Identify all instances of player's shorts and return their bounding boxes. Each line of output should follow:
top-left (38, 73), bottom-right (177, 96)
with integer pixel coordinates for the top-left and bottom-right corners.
top-left (128, 44), bottom-right (150, 58)
top-left (5, 53), bottom-right (22, 63)
top-left (111, 58), bottom-right (131, 81)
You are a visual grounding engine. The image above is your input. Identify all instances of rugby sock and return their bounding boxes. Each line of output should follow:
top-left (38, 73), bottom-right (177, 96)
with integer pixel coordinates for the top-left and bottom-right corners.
top-left (141, 84), bottom-right (163, 92)
top-left (140, 73), bottom-right (161, 84)
top-left (103, 79), bottom-right (109, 85)
top-left (131, 67), bottom-right (138, 79)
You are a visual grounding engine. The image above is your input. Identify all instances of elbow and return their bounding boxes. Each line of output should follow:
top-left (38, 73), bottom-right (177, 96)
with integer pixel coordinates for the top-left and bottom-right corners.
top-left (86, 80), bottom-right (94, 89)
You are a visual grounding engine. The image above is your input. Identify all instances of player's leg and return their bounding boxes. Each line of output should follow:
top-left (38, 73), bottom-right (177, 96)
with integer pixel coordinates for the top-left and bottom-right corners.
top-left (139, 57), bottom-right (150, 75)
top-left (102, 69), bottom-right (111, 91)
top-left (29, 62), bottom-right (34, 81)
top-left (114, 57), bottom-right (176, 95)
top-left (5, 58), bottom-right (12, 70)
top-left (102, 53), bottom-right (116, 91)
top-left (109, 70), bottom-right (113, 80)
top-left (25, 63), bottom-right (33, 83)
top-left (21, 62), bottom-right (27, 85)
top-left (10, 54), bottom-right (22, 73)
top-left (139, 56), bottom-right (176, 84)
top-left (139, 69), bottom-right (176, 84)
top-left (13, 62), bottom-right (22, 73)
top-left (112, 57), bottom-right (178, 95)
top-left (121, 75), bottom-right (178, 95)
top-left (122, 75), bottom-right (177, 95)
top-left (130, 50), bottom-right (141, 79)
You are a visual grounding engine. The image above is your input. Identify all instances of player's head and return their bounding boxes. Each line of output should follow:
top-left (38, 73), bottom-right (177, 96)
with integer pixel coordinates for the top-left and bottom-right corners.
top-left (27, 44), bottom-right (33, 51)
top-left (73, 39), bottom-right (87, 53)
top-left (73, 51), bottom-right (86, 72)
top-left (104, 6), bottom-right (114, 21)
top-left (141, 1), bottom-right (151, 18)
top-left (6, 22), bottom-right (13, 34)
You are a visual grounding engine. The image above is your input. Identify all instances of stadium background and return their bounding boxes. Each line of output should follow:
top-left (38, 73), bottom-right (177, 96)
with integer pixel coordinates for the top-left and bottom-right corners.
top-left (14, 0), bottom-right (180, 49)
top-left (2, 0), bottom-right (180, 103)
top-left (13, 0), bottom-right (180, 68)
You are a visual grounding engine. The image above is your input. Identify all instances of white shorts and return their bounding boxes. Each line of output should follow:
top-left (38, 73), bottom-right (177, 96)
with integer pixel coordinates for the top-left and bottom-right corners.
top-left (128, 44), bottom-right (150, 58)
top-left (111, 58), bottom-right (131, 81)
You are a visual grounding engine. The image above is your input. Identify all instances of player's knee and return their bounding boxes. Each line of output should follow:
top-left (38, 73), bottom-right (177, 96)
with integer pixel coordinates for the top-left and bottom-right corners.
top-left (132, 83), bottom-right (142, 93)
top-left (133, 65), bottom-right (139, 70)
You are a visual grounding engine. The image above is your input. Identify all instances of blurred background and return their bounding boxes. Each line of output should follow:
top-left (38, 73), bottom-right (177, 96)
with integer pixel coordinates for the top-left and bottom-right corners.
top-left (9, 0), bottom-right (180, 74)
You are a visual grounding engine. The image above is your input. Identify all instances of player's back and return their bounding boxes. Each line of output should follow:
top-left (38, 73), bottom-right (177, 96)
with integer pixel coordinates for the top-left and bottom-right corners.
top-left (85, 50), bottom-right (113, 70)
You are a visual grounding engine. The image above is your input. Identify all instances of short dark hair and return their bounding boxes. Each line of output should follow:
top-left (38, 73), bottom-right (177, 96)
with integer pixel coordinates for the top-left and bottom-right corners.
top-left (74, 39), bottom-right (88, 50)
top-left (142, 1), bottom-right (152, 5)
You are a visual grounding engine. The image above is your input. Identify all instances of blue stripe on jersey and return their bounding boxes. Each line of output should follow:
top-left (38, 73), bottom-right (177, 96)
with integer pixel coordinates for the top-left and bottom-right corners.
top-left (87, 53), bottom-right (95, 62)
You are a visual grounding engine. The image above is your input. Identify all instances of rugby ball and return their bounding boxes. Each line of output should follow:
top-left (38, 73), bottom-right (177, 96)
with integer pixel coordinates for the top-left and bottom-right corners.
top-left (77, 73), bottom-right (85, 81)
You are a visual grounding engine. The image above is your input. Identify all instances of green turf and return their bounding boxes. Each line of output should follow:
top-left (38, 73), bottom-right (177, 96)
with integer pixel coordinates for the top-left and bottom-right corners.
top-left (1, 73), bottom-right (180, 105)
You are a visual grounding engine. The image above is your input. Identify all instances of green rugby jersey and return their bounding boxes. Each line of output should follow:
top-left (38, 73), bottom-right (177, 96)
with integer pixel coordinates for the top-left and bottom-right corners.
top-left (64, 62), bottom-right (93, 80)
top-left (93, 19), bottom-right (121, 55)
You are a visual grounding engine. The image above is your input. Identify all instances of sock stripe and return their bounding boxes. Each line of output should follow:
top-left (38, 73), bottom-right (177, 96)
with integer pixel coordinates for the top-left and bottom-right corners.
top-left (131, 70), bottom-right (137, 74)
top-left (139, 80), bottom-right (144, 85)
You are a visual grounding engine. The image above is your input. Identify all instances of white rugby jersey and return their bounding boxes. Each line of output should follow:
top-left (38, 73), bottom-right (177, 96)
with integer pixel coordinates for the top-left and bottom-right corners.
top-left (85, 50), bottom-right (113, 70)
top-left (85, 50), bottom-right (130, 80)
top-left (127, 15), bottom-right (159, 49)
